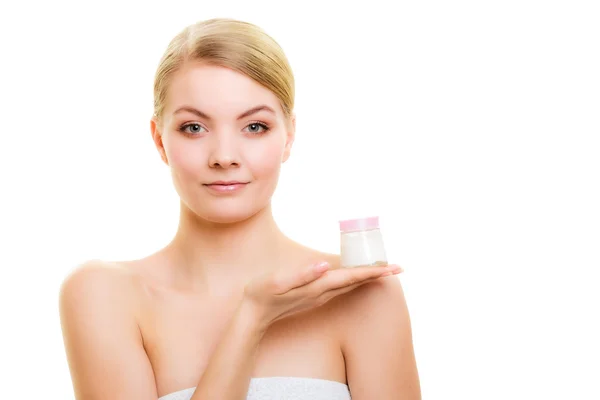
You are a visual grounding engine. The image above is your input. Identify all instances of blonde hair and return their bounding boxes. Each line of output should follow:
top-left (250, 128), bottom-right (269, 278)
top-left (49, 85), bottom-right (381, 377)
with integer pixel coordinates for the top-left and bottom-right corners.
top-left (153, 18), bottom-right (295, 124)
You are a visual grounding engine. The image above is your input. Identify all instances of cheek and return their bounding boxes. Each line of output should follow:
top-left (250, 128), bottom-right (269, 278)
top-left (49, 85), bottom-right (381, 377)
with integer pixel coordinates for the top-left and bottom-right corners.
top-left (245, 137), bottom-right (285, 178)
top-left (164, 136), bottom-right (205, 177)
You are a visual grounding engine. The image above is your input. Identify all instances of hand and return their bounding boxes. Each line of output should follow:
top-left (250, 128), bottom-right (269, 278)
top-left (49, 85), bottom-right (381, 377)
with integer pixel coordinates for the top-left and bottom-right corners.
top-left (242, 261), bottom-right (403, 329)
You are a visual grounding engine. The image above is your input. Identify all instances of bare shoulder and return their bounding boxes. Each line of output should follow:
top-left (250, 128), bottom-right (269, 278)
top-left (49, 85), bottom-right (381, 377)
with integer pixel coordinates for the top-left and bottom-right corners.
top-left (330, 274), bottom-right (421, 399)
top-left (331, 273), bottom-right (408, 326)
top-left (313, 248), bottom-right (421, 396)
top-left (58, 258), bottom-right (148, 331)
top-left (344, 274), bottom-right (406, 310)
top-left (59, 259), bottom-right (141, 308)
top-left (58, 259), bottom-right (157, 399)
top-left (61, 258), bottom-right (130, 282)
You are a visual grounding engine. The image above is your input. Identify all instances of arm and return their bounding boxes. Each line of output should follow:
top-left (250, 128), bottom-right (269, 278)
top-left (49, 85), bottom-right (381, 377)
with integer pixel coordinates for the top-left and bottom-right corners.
top-left (59, 261), bottom-right (158, 400)
top-left (190, 300), bottom-right (267, 399)
top-left (341, 277), bottom-right (422, 399)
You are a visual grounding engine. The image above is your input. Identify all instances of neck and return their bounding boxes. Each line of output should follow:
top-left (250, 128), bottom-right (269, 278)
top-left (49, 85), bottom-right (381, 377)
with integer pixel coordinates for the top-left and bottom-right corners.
top-left (164, 201), bottom-right (296, 292)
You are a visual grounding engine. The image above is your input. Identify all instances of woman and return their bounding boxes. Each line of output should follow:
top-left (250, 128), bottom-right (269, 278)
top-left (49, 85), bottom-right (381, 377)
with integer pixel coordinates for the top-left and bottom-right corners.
top-left (59, 18), bottom-right (421, 400)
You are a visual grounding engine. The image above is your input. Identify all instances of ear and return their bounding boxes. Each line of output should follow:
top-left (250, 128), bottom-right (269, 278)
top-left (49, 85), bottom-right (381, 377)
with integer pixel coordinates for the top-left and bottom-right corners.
top-left (150, 117), bottom-right (169, 166)
top-left (282, 113), bottom-right (296, 163)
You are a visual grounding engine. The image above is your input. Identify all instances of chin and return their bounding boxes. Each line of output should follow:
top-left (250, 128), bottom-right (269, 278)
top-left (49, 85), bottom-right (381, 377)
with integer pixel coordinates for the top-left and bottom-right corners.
top-left (191, 202), bottom-right (266, 225)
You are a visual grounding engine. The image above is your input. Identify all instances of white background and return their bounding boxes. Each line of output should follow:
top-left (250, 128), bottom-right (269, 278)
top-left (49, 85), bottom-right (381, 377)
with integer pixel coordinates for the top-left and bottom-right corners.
top-left (1, 0), bottom-right (598, 399)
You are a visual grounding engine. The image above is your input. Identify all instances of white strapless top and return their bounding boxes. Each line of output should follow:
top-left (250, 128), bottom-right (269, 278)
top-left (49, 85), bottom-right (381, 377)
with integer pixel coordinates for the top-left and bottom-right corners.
top-left (158, 377), bottom-right (351, 400)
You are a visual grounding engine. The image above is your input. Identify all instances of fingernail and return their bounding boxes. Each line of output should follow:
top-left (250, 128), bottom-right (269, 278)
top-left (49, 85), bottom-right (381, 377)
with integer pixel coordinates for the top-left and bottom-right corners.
top-left (381, 272), bottom-right (393, 277)
top-left (314, 261), bottom-right (330, 272)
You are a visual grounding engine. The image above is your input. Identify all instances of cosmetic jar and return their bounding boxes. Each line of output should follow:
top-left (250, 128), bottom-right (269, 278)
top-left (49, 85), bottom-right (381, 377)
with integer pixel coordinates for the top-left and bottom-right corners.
top-left (339, 216), bottom-right (388, 268)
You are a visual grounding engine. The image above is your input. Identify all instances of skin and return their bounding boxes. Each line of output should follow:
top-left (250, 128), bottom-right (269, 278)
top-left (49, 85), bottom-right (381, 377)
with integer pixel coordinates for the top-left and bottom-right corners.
top-left (59, 62), bottom-right (421, 399)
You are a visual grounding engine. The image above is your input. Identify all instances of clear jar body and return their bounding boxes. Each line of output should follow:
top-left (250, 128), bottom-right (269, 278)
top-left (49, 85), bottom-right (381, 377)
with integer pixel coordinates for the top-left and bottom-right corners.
top-left (340, 228), bottom-right (388, 268)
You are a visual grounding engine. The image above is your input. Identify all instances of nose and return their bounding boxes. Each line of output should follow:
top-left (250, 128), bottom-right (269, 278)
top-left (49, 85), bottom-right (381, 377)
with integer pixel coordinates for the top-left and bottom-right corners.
top-left (208, 133), bottom-right (240, 169)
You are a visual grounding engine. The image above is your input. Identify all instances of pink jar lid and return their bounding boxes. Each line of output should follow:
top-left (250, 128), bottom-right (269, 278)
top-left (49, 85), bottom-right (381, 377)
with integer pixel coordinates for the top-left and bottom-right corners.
top-left (339, 216), bottom-right (380, 233)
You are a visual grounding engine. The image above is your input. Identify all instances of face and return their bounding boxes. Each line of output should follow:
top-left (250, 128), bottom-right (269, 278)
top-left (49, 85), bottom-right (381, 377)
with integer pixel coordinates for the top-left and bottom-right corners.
top-left (151, 63), bottom-right (295, 224)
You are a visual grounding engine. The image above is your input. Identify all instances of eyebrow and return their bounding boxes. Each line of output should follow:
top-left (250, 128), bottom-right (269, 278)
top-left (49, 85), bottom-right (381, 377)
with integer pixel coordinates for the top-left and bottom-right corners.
top-left (173, 105), bottom-right (276, 120)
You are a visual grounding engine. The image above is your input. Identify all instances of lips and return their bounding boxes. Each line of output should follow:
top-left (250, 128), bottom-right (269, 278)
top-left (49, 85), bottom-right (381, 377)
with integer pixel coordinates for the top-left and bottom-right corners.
top-left (203, 181), bottom-right (249, 193)
top-left (207, 181), bottom-right (247, 186)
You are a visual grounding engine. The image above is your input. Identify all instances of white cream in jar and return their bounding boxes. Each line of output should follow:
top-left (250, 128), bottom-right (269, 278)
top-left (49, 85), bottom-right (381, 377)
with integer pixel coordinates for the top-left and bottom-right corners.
top-left (339, 216), bottom-right (388, 268)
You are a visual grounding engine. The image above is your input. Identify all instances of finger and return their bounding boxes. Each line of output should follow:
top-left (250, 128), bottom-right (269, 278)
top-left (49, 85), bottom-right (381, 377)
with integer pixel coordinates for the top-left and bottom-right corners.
top-left (272, 261), bottom-right (330, 294)
top-left (316, 271), bottom-right (399, 304)
top-left (316, 264), bottom-right (402, 292)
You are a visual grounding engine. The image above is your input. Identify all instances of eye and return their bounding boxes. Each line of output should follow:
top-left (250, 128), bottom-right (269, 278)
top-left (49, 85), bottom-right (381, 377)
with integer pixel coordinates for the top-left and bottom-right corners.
top-left (244, 122), bottom-right (270, 135)
top-left (180, 123), bottom-right (206, 135)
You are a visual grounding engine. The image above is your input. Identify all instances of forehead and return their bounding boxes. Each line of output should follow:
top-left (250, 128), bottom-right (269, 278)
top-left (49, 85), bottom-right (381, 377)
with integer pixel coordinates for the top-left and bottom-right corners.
top-left (164, 62), bottom-right (283, 118)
